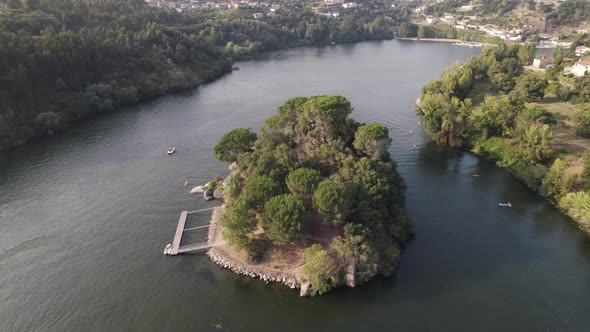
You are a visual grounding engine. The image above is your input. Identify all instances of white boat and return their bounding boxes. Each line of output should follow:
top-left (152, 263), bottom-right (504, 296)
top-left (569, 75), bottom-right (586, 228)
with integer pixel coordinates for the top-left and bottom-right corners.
top-left (164, 243), bottom-right (172, 255)
top-left (498, 202), bottom-right (512, 208)
top-left (167, 147), bottom-right (175, 155)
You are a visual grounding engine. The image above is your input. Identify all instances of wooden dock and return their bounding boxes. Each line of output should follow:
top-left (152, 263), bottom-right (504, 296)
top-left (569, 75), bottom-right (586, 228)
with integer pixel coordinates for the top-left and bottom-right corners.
top-left (169, 208), bottom-right (215, 256)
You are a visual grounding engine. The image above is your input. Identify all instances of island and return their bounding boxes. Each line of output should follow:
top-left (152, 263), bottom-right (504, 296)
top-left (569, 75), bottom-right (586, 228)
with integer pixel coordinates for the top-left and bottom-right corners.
top-left (416, 40), bottom-right (590, 233)
top-left (207, 95), bottom-right (413, 296)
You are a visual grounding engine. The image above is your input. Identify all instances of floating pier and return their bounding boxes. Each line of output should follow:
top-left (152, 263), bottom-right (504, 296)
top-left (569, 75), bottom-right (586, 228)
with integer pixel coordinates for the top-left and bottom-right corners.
top-left (169, 208), bottom-right (215, 255)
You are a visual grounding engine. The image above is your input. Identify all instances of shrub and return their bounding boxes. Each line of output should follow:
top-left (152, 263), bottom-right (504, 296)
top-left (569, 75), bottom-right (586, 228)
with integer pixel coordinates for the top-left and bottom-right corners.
top-left (302, 244), bottom-right (340, 296)
top-left (246, 239), bottom-right (268, 263)
top-left (559, 191), bottom-right (590, 232)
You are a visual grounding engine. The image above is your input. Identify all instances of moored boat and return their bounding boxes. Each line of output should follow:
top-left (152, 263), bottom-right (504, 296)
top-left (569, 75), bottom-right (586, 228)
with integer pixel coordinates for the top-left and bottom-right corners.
top-left (164, 243), bottom-right (172, 255)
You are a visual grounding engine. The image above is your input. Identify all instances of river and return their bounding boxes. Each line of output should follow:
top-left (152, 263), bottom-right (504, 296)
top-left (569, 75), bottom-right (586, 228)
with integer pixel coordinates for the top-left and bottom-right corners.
top-left (1, 40), bottom-right (589, 332)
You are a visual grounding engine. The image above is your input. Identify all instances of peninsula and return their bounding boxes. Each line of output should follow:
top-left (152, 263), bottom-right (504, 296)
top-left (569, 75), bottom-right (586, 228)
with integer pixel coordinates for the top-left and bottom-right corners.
top-left (209, 95), bottom-right (413, 296)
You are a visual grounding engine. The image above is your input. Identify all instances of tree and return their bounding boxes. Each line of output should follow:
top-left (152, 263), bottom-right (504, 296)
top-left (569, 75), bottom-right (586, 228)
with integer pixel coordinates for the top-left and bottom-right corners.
top-left (302, 244), bottom-right (340, 296)
top-left (514, 73), bottom-right (547, 101)
top-left (560, 192), bottom-right (590, 232)
top-left (313, 181), bottom-right (348, 224)
top-left (541, 158), bottom-right (575, 201)
top-left (575, 106), bottom-right (590, 138)
top-left (417, 93), bottom-right (471, 147)
top-left (263, 194), bottom-right (307, 243)
top-left (214, 128), bottom-right (257, 162)
top-left (331, 223), bottom-right (378, 283)
top-left (223, 171), bottom-right (243, 205)
top-left (517, 43), bottom-right (536, 65)
top-left (241, 175), bottom-right (281, 210)
top-left (474, 95), bottom-right (516, 137)
top-left (221, 205), bottom-right (258, 250)
top-left (515, 121), bottom-right (553, 164)
top-left (285, 168), bottom-right (322, 199)
top-left (397, 22), bottom-right (418, 38)
top-left (353, 123), bottom-right (391, 160)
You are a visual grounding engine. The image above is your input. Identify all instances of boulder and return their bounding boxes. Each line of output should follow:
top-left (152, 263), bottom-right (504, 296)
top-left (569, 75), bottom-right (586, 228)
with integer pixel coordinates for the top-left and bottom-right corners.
top-left (190, 186), bottom-right (205, 194)
top-left (299, 282), bottom-right (311, 297)
top-left (213, 189), bottom-right (224, 199)
top-left (204, 189), bottom-right (214, 201)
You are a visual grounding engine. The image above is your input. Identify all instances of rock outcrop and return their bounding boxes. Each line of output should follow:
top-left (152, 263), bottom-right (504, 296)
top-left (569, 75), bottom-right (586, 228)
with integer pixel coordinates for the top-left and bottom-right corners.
top-left (190, 186), bottom-right (206, 194)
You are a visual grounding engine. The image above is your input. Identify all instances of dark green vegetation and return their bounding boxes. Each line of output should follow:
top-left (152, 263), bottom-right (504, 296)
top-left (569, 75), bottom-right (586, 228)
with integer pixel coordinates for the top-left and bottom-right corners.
top-left (545, 0), bottom-right (590, 27)
top-left (396, 22), bottom-right (502, 44)
top-left (216, 95), bottom-right (412, 296)
top-left (416, 42), bottom-right (590, 232)
top-left (0, 0), bottom-right (407, 151)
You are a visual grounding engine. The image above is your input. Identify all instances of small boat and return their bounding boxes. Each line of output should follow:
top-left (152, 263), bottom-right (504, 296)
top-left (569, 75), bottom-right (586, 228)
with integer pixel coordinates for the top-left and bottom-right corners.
top-left (167, 147), bottom-right (175, 155)
top-left (232, 66), bottom-right (240, 71)
top-left (498, 202), bottom-right (512, 208)
top-left (164, 243), bottom-right (172, 255)
top-left (472, 170), bottom-right (480, 177)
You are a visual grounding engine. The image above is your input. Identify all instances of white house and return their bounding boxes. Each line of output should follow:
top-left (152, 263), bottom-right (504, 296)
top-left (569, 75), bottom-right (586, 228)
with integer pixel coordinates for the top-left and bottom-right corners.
top-left (575, 45), bottom-right (590, 57)
top-left (252, 12), bottom-right (264, 19)
top-left (572, 60), bottom-right (590, 77)
top-left (342, 2), bottom-right (358, 8)
top-left (532, 55), bottom-right (554, 69)
top-left (425, 16), bottom-right (438, 24)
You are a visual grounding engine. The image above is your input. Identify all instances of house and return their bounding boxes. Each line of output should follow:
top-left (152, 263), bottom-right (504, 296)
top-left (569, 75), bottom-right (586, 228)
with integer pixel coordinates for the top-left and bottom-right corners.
top-left (572, 60), bottom-right (590, 77)
top-left (342, 2), bottom-right (358, 8)
top-left (575, 45), bottom-right (590, 57)
top-left (425, 16), bottom-right (438, 24)
top-left (252, 12), bottom-right (264, 19)
top-left (532, 55), bottom-right (554, 69)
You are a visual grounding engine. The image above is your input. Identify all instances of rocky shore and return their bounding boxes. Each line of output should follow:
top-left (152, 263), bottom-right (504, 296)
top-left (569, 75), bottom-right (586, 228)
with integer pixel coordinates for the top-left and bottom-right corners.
top-left (204, 205), bottom-right (304, 294)
top-left (206, 248), bottom-right (301, 290)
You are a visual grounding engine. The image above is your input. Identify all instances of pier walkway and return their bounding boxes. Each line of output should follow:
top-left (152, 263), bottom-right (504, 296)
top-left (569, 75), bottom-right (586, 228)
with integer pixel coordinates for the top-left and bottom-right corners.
top-left (169, 207), bottom-right (216, 255)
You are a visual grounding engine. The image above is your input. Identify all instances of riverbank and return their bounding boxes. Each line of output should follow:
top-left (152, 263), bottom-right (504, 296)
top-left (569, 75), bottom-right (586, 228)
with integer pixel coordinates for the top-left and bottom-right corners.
top-left (205, 205), bottom-right (303, 293)
top-left (1, 1), bottom-right (399, 152)
top-left (397, 37), bottom-right (494, 47)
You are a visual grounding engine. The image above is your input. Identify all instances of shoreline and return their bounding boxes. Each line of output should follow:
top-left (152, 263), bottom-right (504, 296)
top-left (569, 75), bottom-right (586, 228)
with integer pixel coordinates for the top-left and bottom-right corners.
top-left (0, 38), bottom-right (393, 153)
top-left (205, 205), bottom-right (302, 292)
top-left (415, 100), bottom-right (590, 235)
top-left (397, 37), bottom-right (495, 47)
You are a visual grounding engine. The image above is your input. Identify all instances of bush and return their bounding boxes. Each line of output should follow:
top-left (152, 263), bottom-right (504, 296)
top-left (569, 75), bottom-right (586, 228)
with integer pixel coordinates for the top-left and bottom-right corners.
top-left (302, 244), bottom-right (340, 296)
top-left (559, 191), bottom-right (590, 232)
top-left (246, 239), bottom-right (268, 263)
top-left (574, 106), bottom-right (590, 137)
top-left (541, 158), bottom-right (575, 201)
top-left (519, 106), bottom-right (556, 125)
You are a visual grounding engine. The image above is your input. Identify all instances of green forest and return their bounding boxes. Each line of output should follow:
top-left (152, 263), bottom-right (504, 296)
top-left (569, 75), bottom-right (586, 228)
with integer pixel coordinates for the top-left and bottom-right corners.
top-left (215, 95), bottom-right (413, 296)
top-left (0, 0), bottom-right (405, 150)
top-left (416, 42), bottom-right (590, 233)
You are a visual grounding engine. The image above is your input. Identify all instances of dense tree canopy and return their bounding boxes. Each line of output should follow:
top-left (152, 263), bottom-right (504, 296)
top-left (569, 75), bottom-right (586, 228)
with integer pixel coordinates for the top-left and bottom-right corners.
top-left (214, 128), bottom-right (257, 162)
top-left (0, 0), bottom-right (406, 151)
top-left (215, 95), bottom-right (412, 294)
